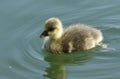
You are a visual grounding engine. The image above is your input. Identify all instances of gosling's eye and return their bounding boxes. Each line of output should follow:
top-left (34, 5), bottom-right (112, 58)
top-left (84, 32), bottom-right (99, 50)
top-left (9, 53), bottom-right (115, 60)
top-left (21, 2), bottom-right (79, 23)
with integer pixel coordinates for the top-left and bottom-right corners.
top-left (48, 27), bottom-right (55, 32)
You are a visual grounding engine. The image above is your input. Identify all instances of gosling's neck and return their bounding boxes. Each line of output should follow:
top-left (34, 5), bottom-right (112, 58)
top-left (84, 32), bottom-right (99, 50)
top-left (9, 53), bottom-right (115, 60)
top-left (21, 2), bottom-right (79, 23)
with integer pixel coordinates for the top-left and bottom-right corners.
top-left (50, 30), bottom-right (63, 42)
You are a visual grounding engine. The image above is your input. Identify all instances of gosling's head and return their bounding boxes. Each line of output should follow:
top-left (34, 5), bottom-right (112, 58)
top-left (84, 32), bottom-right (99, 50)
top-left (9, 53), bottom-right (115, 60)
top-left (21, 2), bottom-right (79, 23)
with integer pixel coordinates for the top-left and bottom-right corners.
top-left (40, 17), bottom-right (63, 40)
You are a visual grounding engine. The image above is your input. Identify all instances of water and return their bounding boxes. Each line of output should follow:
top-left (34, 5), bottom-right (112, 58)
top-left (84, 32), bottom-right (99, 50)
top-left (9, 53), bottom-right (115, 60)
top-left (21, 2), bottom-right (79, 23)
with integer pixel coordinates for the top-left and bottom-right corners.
top-left (0, 0), bottom-right (120, 79)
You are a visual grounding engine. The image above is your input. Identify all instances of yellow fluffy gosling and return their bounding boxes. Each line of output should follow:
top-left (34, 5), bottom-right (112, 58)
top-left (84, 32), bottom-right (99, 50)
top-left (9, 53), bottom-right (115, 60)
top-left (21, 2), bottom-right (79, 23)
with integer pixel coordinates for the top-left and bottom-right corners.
top-left (40, 17), bottom-right (104, 53)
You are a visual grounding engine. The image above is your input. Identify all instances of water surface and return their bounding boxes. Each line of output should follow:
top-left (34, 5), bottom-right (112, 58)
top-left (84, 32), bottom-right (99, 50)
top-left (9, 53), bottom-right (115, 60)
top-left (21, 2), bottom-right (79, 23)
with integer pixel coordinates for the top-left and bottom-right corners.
top-left (0, 0), bottom-right (120, 79)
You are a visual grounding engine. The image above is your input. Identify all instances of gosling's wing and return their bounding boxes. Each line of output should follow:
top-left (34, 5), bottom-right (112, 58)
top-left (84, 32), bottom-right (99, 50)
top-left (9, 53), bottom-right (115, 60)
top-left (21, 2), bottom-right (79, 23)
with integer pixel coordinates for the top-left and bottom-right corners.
top-left (61, 24), bottom-right (103, 50)
top-left (62, 24), bottom-right (92, 40)
top-left (61, 24), bottom-right (91, 50)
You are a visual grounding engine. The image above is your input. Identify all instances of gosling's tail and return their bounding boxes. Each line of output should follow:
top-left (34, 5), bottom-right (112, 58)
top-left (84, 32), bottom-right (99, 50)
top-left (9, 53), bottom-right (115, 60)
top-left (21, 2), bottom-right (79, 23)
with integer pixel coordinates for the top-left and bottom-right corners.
top-left (97, 43), bottom-right (116, 51)
top-left (97, 43), bottom-right (107, 48)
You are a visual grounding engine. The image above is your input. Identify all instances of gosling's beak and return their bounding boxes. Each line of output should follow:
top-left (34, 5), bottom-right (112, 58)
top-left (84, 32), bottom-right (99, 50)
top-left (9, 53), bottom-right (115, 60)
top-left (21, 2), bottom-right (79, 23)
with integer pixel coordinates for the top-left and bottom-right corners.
top-left (40, 30), bottom-right (48, 38)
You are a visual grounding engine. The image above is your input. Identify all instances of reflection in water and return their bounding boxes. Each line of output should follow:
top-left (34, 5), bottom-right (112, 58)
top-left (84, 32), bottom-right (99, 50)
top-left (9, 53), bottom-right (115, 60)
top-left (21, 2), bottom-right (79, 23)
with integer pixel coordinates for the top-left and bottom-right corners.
top-left (44, 63), bottom-right (66, 79)
top-left (43, 51), bottom-right (93, 79)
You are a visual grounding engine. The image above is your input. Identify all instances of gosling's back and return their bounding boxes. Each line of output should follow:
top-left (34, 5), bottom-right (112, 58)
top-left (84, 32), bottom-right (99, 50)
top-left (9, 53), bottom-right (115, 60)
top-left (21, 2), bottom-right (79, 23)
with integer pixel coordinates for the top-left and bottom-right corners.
top-left (61, 24), bottom-right (103, 52)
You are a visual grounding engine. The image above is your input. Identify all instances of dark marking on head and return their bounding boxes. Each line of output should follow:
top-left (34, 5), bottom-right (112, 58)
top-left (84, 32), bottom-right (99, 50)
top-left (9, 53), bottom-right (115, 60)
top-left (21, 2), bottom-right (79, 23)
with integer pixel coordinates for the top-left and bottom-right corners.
top-left (47, 27), bottom-right (55, 32)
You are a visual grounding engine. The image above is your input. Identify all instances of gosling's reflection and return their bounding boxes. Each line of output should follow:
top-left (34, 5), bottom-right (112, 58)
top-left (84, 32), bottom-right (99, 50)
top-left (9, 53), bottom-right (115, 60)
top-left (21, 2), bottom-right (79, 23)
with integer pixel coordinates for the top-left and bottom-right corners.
top-left (44, 63), bottom-right (66, 79)
top-left (43, 52), bottom-right (93, 79)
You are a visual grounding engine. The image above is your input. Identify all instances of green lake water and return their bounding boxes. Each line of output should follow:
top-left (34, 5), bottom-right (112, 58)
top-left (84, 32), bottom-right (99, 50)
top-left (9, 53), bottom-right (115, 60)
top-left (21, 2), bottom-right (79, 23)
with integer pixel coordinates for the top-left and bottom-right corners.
top-left (0, 0), bottom-right (120, 79)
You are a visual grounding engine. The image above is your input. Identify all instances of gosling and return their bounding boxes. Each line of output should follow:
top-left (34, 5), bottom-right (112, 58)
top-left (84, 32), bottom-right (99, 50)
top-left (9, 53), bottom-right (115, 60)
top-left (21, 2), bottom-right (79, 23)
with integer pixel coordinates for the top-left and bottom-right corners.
top-left (40, 17), bottom-right (104, 53)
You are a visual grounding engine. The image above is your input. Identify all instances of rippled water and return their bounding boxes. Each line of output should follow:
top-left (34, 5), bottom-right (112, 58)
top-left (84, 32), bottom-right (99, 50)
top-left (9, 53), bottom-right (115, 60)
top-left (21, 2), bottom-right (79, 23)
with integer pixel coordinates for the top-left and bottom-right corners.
top-left (0, 0), bottom-right (120, 79)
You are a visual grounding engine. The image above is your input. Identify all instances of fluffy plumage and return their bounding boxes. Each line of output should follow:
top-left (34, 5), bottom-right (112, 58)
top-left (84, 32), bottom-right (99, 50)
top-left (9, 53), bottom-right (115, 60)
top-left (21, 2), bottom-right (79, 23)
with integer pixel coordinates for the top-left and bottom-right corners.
top-left (40, 17), bottom-right (103, 53)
